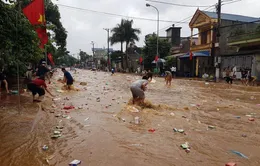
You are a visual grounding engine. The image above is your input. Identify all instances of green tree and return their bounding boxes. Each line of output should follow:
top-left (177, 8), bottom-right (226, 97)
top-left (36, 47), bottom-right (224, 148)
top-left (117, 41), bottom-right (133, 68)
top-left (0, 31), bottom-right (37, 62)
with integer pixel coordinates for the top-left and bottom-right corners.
top-left (143, 33), bottom-right (171, 69)
top-left (0, 1), bottom-right (42, 76)
top-left (79, 50), bottom-right (90, 63)
top-left (123, 20), bottom-right (141, 69)
top-left (110, 19), bottom-right (125, 68)
top-left (110, 19), bottom-right (141, 70)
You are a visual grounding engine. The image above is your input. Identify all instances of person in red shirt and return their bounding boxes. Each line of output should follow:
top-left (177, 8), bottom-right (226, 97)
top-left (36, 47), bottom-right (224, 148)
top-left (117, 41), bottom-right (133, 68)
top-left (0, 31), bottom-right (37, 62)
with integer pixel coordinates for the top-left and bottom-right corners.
top-left (27, 75), bottom-right (54, 102)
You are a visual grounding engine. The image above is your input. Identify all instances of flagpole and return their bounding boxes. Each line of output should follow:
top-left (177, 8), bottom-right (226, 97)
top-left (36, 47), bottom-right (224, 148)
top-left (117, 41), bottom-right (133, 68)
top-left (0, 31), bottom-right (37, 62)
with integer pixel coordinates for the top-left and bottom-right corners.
top-left (44, 0), bottom-right (48, 65)
top-left (17, 0), bottom-right (22, 113)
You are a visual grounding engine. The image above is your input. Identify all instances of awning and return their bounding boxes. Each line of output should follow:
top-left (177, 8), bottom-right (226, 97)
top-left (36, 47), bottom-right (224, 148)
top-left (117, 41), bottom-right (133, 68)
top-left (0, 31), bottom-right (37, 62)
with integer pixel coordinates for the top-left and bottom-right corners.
top-left (179, 50), bottom-right (211, 58)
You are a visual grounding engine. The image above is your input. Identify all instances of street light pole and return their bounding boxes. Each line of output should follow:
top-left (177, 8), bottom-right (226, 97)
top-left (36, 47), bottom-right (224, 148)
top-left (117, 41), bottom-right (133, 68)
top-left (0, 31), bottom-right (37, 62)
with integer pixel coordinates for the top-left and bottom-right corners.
top-left (103, 28), bottom-right (111, 70)
top-left (146, 3), bottom-right (160, 70)
top-left (146, 3), bottom-right (159, 58)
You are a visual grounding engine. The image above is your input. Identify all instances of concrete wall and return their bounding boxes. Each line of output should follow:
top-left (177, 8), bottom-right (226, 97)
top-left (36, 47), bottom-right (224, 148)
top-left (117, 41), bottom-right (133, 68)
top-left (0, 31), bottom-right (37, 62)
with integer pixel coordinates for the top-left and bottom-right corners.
top-left (253, 54), bottom-right (260, 80)
top-left (219, 20), bottom-right (259, 55)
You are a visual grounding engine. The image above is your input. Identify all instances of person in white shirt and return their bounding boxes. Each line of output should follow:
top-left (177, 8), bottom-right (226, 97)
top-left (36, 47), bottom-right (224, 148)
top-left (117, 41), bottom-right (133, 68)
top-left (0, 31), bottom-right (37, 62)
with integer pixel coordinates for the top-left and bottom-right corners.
top-left (170, 66), bottom-right (176, 77)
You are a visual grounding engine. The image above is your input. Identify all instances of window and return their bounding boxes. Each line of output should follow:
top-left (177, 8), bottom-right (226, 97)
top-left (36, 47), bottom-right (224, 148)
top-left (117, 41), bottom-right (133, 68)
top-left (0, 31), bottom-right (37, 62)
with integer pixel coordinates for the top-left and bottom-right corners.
top-left (201, 31), bottom-right (207, 44)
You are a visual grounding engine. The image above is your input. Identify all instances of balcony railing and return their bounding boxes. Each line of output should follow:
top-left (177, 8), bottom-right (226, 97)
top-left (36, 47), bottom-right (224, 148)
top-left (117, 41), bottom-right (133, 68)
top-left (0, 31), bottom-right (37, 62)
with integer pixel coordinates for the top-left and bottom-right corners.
top-left (228, 32), bottom-right (260, 44)
top-left (190, 43), bottom-right (211, 51)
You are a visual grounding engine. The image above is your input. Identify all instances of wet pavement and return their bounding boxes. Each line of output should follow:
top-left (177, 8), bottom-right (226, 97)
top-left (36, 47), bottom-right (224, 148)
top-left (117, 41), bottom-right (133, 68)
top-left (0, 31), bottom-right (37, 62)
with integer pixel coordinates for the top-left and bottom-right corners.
top-left (0, 69), bottom-right (260, 166)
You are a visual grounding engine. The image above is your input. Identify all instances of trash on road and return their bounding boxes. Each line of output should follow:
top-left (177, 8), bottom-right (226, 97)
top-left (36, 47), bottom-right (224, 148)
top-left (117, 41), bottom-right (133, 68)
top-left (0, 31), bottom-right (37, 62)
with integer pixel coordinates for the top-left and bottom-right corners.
top-left (127, 106), bottom-right (140, 113)
top-left (250, 96), bottom-right (255, 100)
top-left (56, 126), bottom-right (64, 129)
top-left (56, 90), bottom-right (64, 93)
top-left (69, 159), bottom-right (81, 166)
top-left (80, 82), bottom-right (87, 86)
top-left (208, 125), bottom-right (216, 130)
top-left (63, 106), bottom-right (75, 110)
top-left (52, 98), bottom-right (61, 101)
top-left (42, 145), bottom-right (48, 151)
top-left (234, 116), bottom-right (241, 119)
top-left (96, 97), bottom-right (101, 102)
top-left (134, 117), bottom-right (140, 124)
top-left (231, 150), bottom-right (248, 159)
top-left (55, 114), bottom-right (61, 117)
top-left (241, 134), bottom-right (247, 137)
top-left (148, 129), bottom-right (156, 133)
top-left (173, 128), bottom-right (185, 133)
top-left (181, 142), bottom-right (190, 149)
top-left (225, 162), bottom-right (237, 166)
top-left (54, 130), bottom-right (61, 135)
top-left (248, 118), bottom-right (255, 121)
top-left (51, 134), bottom-right (61, 139)
top-left (130, 144), bottom-right (143, 147)
top-left (51, 104), bottom-right (57, 108)
top-left (77, 106), bottom-right (83, 109)
top-left (84, 117), bottom-right (89, 121)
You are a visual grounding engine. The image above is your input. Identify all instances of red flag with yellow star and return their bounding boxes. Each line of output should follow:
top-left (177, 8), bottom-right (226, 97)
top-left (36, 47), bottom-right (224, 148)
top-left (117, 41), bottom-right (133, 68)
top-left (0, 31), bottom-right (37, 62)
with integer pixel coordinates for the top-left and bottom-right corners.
top-left (23, 0), bottom-right (48, 48)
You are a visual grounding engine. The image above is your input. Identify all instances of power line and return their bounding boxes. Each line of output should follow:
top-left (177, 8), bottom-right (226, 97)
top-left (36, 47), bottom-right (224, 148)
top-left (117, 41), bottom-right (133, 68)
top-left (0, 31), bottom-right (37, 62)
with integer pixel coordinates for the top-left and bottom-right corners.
top-left (145, 0), bottom-right (213, 8)
top-left (56, 3), bottom-right (189, 23)
top-left (155, 5), bottom-right (216, 34)
top-left (222, 0), bottom-right (242, 5)
top-left (189, 19), bottom-right (260, 38)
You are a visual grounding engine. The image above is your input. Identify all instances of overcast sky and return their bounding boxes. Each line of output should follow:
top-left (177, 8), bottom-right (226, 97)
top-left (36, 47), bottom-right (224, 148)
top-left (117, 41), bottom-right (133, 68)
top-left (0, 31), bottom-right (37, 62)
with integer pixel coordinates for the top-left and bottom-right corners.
top-left (54, 0), bottom-right (260, 56)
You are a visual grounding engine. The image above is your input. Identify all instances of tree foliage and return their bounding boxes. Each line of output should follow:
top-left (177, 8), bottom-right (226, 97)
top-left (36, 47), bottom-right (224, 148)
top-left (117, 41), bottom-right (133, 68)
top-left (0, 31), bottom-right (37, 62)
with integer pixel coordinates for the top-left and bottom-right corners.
top-left (143, 34), bottom-right (171, 69)
top-left (0, 1), bottom-right (42, 76)
top-left (1, 0), bottom-right (69, 76)
top-left (79, 50), bottom-right (90, 63)
top-left (110, 19), bottom-right (141, 69)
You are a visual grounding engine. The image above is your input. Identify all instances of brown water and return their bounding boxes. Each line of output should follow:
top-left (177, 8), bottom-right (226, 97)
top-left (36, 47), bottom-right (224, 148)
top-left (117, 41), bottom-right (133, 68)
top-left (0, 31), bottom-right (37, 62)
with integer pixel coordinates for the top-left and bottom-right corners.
top-left (0, 70), bottom-right (260, 166)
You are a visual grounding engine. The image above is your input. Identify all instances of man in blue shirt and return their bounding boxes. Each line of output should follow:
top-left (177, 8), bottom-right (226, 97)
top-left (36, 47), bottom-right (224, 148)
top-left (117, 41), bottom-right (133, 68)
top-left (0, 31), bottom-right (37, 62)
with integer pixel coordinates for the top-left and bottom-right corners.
top-left (62, 68), bottom-right (74, 90)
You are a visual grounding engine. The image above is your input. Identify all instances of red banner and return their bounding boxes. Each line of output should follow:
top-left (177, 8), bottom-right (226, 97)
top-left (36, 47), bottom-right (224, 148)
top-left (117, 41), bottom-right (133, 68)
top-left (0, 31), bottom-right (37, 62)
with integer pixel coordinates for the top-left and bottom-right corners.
top-left (189, 52), bottom-right (193, 60)
top-left (139, 57), bottom-right (143, 63)
top-left (155, 55), bottom-right (159, 62)
top-left (47, 53), bottom-right (55, 65)
top-left (23, 0), bottom-right (48, 48)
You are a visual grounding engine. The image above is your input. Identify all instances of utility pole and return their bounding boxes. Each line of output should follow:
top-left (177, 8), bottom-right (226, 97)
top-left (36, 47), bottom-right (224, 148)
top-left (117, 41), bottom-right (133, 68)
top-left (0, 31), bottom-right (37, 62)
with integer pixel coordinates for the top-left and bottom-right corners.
top-left (217, 0), bottom-right (221, 38)
top-left (215, 0), bottom-right (221, 82)
top-left (103, 28), bottom-right (111, 70)
top-left (91, 41), bottom-right (95, 68)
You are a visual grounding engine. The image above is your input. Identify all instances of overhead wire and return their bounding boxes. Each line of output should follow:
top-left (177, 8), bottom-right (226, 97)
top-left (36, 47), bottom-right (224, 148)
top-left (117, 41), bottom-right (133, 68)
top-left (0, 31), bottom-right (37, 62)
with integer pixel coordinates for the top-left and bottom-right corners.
top-left (55, 3), bottom-right (188, 23)
top-left (145, 5), bottom-right (216, 36)
top-left (144, 0), bottom-right (244, 37)
top-left (145, 0), bottom-right (213, 8)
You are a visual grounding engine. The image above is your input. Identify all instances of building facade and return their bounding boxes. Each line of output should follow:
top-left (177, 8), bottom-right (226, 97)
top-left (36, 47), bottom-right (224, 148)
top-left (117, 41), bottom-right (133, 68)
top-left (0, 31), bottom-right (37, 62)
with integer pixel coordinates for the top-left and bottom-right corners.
top-left (183, 9), bottom-right (260, 79)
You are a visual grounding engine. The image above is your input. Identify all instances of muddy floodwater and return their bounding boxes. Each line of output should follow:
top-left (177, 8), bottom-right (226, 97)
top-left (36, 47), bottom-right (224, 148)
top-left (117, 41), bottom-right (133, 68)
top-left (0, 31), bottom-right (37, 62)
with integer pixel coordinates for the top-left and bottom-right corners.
top-left (0, 69), bottom-right (260, 166)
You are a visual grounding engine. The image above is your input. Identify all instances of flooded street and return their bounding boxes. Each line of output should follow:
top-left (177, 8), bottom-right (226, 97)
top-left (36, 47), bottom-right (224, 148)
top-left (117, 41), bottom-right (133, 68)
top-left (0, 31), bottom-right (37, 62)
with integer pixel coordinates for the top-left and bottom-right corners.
top-left (0, 69), bottom-right (260, 166)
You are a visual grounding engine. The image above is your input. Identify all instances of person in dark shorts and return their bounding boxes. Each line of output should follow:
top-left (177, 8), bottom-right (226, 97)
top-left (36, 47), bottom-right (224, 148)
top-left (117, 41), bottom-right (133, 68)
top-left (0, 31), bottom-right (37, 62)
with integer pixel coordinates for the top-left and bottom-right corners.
top-left (241, 68), bottom-right (247, 85)
top-left (27, 75), bottom-right (54, 102)
top-left (111, 68), bottom-right (115, 75)
top-left (143, 70), bottom-right (153, 81)
top-left (130, 77), bottom-right (149, 105)
top-left (224, 67), bottom-right (233, 84)
top-left (62, 68), bottom-right (74, 90)
top-left (0, 69), bottom-right (9, 94)
top-left (36, 61), bottom-right (51, 83)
